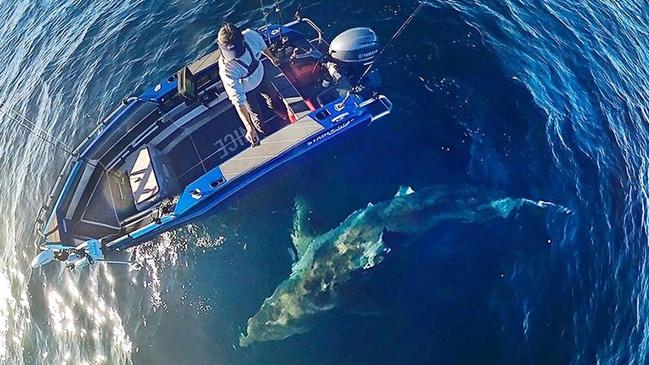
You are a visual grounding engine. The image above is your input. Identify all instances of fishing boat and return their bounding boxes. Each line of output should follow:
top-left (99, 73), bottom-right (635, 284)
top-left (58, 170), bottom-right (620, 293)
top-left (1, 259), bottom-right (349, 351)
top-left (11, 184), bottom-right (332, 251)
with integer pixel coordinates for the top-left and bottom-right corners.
top-left (32, 14), bottom-right (392, 268)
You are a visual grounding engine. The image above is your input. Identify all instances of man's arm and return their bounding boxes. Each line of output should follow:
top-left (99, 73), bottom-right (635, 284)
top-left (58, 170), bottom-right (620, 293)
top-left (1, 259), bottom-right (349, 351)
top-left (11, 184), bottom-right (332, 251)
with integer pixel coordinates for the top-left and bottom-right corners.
top-left (261, 47), bottom-right (280, 67)
top-left (249, 29), bottom-right (281, 67)
top-left (235, 103), bottom-right (260, 144)
top-left (220, 63), bottom-right (260, 145)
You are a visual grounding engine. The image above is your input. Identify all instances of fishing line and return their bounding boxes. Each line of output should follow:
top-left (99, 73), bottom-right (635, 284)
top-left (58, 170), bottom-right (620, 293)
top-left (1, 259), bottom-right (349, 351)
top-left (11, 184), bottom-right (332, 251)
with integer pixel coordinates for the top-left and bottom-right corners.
top-left (336, 1), bottom-right (430, 110)
top-left (0, 106), bottom-right (76, 156)
top-left (0, 102), bottom-right (119, 177)
top-left (0, 101), bottom-right (75, 153)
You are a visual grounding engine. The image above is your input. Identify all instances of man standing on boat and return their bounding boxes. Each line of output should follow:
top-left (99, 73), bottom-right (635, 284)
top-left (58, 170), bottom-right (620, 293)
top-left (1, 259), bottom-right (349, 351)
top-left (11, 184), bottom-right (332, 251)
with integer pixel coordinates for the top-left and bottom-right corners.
top-left (217, 23), bottom-right (287, 146)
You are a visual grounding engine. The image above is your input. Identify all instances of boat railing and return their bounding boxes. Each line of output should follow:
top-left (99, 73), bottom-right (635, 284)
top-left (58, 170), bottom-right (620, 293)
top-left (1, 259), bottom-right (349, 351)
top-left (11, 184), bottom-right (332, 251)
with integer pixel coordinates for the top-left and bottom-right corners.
top-left (285, 17), bottom-right (325, 45)
top-left (73, 98), bottom-right (137, 156)
top-left (34, 154), bottom-right (74, 237)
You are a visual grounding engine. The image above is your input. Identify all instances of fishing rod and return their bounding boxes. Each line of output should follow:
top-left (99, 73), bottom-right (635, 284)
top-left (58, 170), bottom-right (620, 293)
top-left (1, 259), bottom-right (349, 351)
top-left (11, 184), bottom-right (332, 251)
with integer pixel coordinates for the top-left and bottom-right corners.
top-left (260, 0), bottom-right (272, 40)
top-left (97, 259), bottom-right (142, 270)
top-left (274, 0), bottom-right (287, 44)
top-left (259, 0), bottom-right (287, 47)
top-left (335, 1), bottom-right (429, 111)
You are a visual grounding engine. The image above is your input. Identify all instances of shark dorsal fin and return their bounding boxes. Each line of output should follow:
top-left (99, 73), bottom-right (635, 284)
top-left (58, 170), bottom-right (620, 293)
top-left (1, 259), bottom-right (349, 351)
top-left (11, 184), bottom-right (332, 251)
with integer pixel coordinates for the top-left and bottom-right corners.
top-left (395, 186), bottom-right (415, 198)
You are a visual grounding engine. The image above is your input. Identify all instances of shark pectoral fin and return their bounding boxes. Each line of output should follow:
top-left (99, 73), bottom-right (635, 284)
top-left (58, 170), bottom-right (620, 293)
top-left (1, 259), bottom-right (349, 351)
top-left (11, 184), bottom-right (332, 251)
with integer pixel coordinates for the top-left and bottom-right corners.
top-left (291, 196), bottom-right (316, 261)
top-left (239, 332), bottom-right (250, 347)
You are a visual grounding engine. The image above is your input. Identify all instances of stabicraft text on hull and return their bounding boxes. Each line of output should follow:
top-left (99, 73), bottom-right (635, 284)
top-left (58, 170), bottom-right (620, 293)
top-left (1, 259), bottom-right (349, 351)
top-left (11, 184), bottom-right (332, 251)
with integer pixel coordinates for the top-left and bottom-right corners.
top-left (32, 15), bottom-right (392, 270)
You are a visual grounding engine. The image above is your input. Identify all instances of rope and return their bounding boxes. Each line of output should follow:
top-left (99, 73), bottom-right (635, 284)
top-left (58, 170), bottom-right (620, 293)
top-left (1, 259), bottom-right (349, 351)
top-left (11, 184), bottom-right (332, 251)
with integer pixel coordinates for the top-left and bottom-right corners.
top-left (335, 1), bottom-right (428, 110)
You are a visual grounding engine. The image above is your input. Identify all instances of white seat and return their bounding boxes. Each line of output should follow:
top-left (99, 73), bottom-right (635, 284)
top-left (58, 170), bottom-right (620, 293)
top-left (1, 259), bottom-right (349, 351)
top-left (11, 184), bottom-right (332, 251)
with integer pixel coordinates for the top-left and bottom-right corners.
top-left (128, 147), bottom-right (160, 208)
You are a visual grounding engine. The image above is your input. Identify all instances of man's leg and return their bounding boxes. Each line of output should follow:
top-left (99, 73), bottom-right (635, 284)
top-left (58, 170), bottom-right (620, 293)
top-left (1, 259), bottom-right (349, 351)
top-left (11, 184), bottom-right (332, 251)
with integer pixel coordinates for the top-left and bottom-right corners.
top-left (244, 86), bottom-right (266, 134)
top-left (258, 74), bottom-right (288, 120)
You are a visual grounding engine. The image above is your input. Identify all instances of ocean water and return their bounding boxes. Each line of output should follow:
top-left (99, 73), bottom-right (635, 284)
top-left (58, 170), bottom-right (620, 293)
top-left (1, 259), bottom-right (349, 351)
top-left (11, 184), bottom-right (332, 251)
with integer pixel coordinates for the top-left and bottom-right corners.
top-left (0, 0), bottom-right (647, 364)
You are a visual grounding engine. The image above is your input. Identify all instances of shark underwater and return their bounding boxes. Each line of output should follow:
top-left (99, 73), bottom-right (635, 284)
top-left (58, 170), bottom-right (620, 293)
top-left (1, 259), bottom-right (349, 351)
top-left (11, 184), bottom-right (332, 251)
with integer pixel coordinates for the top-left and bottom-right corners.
top-left (239, 185), bottom-right (571, 347)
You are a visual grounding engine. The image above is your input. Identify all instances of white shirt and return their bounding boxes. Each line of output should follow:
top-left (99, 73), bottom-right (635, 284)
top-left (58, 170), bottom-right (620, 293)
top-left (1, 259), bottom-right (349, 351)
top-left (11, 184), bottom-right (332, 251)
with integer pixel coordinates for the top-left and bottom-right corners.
top-left (218, 29), bottom-right (267, 106)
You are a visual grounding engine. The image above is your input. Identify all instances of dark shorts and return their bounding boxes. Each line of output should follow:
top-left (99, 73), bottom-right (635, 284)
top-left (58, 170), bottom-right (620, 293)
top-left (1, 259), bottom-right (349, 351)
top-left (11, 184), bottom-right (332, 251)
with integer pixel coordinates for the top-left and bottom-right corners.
top-left (245, 71), bottom-right (288, 133)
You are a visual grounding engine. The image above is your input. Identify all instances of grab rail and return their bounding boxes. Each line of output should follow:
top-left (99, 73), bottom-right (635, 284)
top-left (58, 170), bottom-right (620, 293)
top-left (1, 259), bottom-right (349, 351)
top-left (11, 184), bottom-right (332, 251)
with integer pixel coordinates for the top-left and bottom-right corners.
top-left (285, 17), bottom-right (325, 45)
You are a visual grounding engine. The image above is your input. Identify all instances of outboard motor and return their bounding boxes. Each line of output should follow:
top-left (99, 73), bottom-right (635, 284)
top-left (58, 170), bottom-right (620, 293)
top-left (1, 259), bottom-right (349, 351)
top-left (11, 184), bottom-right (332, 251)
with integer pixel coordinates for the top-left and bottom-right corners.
top-left (327, 28), bottom-right (381, 88)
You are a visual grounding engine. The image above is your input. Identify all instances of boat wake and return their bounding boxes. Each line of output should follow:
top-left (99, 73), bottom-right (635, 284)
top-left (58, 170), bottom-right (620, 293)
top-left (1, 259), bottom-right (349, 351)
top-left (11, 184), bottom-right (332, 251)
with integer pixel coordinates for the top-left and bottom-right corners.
top-left (239, 185), bottom-right (571, 346)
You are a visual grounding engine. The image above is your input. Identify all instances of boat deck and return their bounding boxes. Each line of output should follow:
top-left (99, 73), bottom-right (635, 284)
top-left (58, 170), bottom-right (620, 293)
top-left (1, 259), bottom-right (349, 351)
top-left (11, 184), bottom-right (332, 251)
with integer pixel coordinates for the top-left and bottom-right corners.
top-left (76, 170), bottom-right (136, 238)
top-left (165, 107), bottom-right (291, 187)
top-left (220, 115), bottom-right (323, 180)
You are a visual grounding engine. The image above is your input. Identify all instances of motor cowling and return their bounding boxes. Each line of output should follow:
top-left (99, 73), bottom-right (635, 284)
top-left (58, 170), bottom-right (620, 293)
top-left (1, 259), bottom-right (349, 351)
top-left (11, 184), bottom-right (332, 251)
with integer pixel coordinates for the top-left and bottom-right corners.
top-left (327, 28), bottom-right (381, 88)
top-left (329, 27), bottom-right (379, 64)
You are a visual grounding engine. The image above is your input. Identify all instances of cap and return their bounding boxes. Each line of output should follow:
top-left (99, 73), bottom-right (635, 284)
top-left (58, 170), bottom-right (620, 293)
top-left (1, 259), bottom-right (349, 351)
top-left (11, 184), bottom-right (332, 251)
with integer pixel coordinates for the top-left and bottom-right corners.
top-left (218, 23), bottom-right (245, 60)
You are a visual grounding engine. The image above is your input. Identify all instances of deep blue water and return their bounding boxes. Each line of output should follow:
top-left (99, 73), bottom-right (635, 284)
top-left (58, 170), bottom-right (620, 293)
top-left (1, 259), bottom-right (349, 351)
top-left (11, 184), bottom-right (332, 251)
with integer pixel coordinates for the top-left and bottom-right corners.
top-left (0, 0), bottom-right (647, 364)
